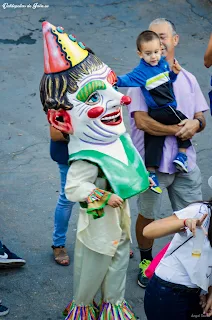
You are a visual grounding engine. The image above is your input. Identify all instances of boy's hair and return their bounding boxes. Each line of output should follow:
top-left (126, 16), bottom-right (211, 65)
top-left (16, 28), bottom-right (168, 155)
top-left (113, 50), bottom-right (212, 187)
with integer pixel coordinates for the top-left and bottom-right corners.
top-left (136, 30), bottom-right (160, 52)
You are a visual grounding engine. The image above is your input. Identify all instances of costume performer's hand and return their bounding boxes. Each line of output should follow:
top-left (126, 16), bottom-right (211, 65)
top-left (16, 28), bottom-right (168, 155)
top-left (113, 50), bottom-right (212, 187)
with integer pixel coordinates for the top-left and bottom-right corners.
top-left (172, 59), bottom-right (181, 74)
top-left (108, 194), bottom-right (123, 208)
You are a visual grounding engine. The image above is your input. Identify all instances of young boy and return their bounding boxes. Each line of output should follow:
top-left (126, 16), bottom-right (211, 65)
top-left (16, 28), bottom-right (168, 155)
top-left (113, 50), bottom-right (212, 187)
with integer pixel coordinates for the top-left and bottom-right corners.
top-left (117, 30), bottom-right (191, 194)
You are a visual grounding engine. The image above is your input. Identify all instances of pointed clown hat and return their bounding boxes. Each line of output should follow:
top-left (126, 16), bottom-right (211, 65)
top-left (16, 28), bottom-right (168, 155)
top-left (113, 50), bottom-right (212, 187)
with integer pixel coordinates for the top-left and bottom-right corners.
top-left (42, 21), bottom-right (88, 74)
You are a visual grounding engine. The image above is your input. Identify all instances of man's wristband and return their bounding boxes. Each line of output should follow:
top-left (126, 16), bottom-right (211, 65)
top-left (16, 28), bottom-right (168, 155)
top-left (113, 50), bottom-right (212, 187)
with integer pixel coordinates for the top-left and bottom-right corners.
top-left (195, 118), bottom-right (203, 130)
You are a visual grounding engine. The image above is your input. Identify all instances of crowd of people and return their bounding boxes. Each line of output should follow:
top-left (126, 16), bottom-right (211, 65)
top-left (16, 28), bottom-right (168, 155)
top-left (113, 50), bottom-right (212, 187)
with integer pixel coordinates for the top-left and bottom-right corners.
top-left (1, 16), bottom-right (212, 320)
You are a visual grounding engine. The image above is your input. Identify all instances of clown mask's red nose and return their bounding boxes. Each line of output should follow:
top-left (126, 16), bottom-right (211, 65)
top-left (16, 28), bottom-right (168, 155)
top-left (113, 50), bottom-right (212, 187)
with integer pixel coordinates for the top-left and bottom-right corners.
top-left (120, 96), bottom-right (131, 105)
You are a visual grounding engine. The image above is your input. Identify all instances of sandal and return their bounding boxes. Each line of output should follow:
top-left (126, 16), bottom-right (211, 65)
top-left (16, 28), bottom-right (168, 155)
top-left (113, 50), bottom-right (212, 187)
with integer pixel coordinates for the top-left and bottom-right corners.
top-left (52, 246), bottom-right (70, 266)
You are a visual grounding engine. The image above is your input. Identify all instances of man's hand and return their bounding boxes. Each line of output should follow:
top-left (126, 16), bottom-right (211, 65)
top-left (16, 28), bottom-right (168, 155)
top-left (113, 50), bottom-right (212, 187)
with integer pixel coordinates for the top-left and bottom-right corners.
top-left (175, 119), bottom-right (199, 140)
top-left (172, 59), bottom-right (181, 74)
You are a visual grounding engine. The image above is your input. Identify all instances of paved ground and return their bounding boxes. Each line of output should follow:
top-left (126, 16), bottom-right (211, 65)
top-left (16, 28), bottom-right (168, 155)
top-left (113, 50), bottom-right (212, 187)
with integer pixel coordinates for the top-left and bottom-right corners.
top-left (0, 0), bottom-right (212, 319)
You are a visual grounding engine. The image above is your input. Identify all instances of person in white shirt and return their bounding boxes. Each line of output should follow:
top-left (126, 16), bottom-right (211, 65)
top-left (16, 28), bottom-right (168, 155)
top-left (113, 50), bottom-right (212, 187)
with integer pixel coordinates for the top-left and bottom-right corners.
top-left (143, 201), bottom-right (212, 319)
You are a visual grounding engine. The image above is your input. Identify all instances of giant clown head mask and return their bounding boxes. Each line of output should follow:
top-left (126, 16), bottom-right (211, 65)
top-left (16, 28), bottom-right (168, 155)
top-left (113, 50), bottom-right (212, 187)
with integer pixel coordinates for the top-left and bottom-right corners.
top-left (40, 21), bottom-right (131, 145)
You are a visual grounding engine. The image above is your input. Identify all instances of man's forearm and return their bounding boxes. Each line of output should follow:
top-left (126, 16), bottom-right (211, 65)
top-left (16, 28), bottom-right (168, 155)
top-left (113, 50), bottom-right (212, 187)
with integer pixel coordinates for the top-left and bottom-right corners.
top-left (134, 111), bottom-right (179, 136)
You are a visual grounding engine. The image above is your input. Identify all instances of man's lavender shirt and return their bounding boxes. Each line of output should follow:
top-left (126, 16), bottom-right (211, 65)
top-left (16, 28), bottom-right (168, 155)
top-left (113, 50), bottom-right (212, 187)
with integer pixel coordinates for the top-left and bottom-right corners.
top-left (128, 68), bottom-right (209, 174)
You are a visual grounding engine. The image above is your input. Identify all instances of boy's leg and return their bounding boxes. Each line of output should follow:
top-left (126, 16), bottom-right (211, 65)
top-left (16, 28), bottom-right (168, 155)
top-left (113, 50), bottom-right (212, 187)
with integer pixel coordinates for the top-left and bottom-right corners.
top-left (149, 106), bottom-right (186, 125)
top-left (174, 137), bottom-right (191, 173)
top-left (147, 106), bottom-right (192, 174)
top-left (145, 133), bottom-right (164, 194)
top-left (174, 108), bottom-right (192, 149)
top-left (145, 133), bottom-right (165, 169)
top-left (177, 138), bottom-right (192, 149)
top-left (52, 164), bottom-right (75, 265)
top-left (146, 107), bottom-right (187, 169)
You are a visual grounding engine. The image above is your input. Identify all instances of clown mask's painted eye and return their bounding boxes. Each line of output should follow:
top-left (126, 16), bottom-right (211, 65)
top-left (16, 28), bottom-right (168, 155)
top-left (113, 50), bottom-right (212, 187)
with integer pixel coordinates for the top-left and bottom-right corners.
top-left (86, 92), bottom-right (100, 105)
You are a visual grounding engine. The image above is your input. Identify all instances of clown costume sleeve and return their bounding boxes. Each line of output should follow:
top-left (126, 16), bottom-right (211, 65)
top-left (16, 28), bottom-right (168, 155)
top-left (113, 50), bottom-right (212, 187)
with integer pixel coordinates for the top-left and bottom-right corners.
top-left (65, 160), bottom-right (112, 213)
top-left (65, 160), bottom-right (100, 202)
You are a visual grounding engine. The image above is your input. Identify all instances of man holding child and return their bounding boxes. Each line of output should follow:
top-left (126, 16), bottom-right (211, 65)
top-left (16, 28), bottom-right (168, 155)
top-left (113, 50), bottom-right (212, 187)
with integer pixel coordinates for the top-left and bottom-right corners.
top-left (127, 18), bottom-right (209, 288)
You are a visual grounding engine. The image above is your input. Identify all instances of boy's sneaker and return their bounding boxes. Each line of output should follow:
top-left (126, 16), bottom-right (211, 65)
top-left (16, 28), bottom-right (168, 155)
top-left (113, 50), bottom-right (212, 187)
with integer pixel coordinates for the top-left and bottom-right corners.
top-left (0, 304), bottom-right (9, 317)
top-left (138, 259), bottom-right (151, 288)
top-left (149, 172), bottom-right (162, 194)
top-left (0, 245), bottom-right (26, 268)
top-left (173, 152), bottom-right (188, 173)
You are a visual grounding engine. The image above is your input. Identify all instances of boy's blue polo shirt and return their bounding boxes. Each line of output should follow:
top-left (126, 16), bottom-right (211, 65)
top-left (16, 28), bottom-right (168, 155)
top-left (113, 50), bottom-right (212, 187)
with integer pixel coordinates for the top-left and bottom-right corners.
top-left (117, 58), bottom-right (177, 110)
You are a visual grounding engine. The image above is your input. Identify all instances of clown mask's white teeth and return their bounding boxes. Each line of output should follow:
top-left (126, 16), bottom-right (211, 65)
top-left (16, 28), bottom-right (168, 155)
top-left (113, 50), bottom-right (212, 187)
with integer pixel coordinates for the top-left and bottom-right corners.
top-left (101, 110), bottom-right (122, 126)
top-left (101, 111), bottom-right (120, 122)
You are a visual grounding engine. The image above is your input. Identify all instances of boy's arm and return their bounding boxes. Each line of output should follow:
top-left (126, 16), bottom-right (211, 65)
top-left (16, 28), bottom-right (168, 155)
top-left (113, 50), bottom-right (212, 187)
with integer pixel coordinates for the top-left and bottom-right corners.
top-left (169, 70), bottom-right (178, 82)
top-left (169, 59), bottom-right (181, 82)
top-left (204, 33), bottom-right (212, 68)
top-left (117, 68), bottom-right (145, 88)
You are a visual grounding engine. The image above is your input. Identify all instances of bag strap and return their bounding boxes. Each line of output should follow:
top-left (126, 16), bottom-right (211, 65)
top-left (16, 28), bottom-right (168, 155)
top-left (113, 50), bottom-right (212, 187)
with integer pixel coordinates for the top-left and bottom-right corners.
top-left (170, 235), bottom-right (193, 256)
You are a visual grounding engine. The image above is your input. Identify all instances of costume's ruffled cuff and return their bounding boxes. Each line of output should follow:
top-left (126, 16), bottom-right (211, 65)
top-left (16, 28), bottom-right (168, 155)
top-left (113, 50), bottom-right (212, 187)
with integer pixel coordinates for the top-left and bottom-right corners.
top-left (86, 188), bottom-right (112, 219)
top-left (63, 300), bottom-right (98, 319)
top-left (98, 300), bottom-right (136, 319)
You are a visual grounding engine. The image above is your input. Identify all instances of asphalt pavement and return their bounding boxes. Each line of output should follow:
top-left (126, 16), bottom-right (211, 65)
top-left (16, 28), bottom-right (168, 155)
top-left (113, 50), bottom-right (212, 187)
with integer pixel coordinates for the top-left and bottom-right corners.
top-left (0, 0), bottom-right (212, 319)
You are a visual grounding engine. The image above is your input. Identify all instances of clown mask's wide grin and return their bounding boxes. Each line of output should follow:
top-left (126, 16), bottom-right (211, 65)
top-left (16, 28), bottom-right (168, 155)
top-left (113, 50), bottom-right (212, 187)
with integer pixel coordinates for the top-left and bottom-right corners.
top-left (100, 109), bottom-right (122, 126)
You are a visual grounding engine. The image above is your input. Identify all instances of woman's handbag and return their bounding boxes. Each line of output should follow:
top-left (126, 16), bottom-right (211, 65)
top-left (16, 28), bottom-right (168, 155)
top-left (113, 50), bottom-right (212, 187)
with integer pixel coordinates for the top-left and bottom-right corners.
top-left (144, 242), bottom-right (170, 279)
top-left (145, 236), bottom-right (193, 279)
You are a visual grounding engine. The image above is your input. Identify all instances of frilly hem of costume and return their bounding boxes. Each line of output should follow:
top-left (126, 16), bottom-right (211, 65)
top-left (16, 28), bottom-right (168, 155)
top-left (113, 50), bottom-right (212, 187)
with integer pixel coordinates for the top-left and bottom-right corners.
top-left (63, 300), bottom-right (98, 319)
top-left (87, 191), bottom-right (112, 219)
top-left (98, 300), bottom-right (137, 319)
top-left (63, 300), bottom-right (136, 319)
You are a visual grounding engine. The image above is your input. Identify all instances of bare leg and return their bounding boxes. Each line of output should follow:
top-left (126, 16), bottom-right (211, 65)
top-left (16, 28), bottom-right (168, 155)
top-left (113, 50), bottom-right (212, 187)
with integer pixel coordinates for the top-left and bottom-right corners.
top-left (136, 214), bottom-right (154, 260)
